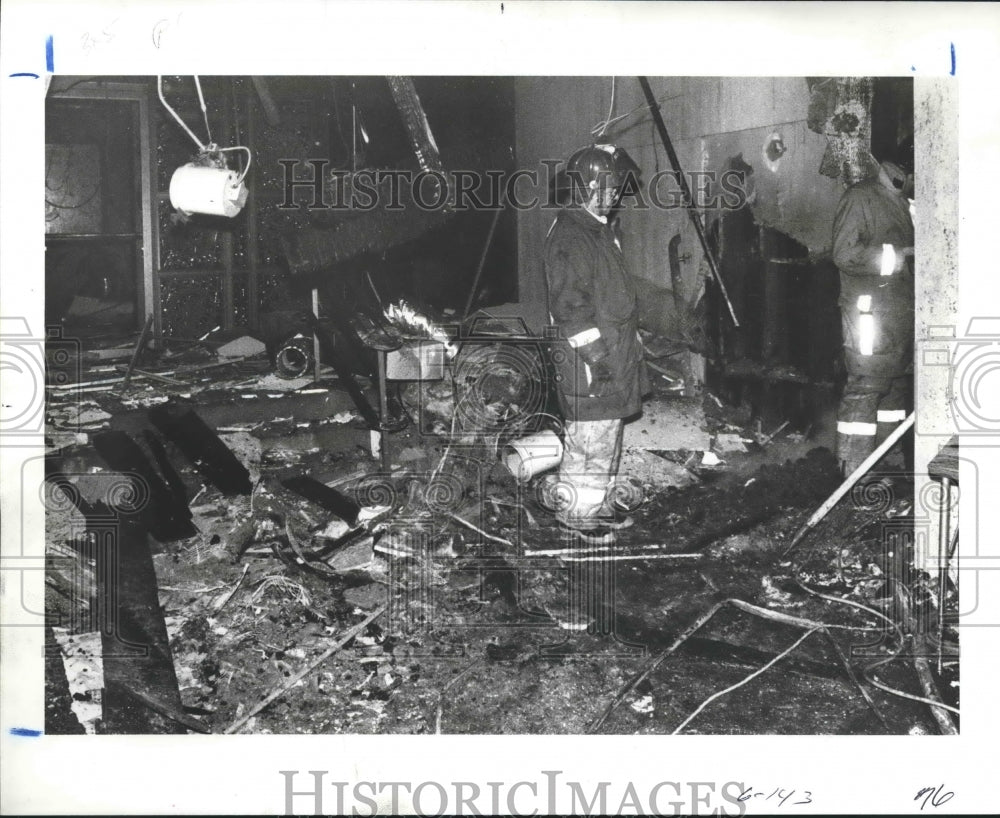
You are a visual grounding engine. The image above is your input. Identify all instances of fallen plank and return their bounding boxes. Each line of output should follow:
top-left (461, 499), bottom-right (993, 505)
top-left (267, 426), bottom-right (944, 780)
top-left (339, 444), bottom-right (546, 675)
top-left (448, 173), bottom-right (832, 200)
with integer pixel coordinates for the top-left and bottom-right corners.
top-left (526, 543), bottom-right (702, 559)
top-left (99, 514), bottom-right (188, 734)
top-left (280, 475), bottom-right (362, 526)
top-left (783, 413), bottom-right (916, 555)
top-left (107, 389), bottom-right (359, 441)
top-left (50, 356), bottom-right (257, 390)
top-left (115, 366), bottom-right (187, 386)
top-left (149, 404), bottom-right (252, 496)
top-left (91, 431), bottom-right (196, 542)
top-left (86, 347), bottom-right (137, 362)
top-left (557, 552), bottom-right (704, 563)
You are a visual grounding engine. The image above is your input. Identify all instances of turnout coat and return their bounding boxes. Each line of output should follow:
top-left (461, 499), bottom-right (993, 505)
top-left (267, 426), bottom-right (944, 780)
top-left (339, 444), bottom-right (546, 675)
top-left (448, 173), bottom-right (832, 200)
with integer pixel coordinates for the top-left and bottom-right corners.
top-left (832, 178), bottom-right (915, 378)
top-left (543, 206), bottom-right (643, 422)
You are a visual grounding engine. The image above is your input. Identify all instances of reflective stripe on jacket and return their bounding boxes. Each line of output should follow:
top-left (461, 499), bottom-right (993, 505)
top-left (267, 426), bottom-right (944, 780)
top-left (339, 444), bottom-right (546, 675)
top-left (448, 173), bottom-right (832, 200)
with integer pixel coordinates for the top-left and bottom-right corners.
top-left (832, 178), bottom-right (914, 314)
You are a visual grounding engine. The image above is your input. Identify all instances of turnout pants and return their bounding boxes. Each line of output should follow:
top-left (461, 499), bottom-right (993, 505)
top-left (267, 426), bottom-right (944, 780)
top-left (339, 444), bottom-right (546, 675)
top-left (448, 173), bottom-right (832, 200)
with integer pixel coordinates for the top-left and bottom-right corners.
top-left (837, 303), bottom-right (912, 477)
top-left (553, 418), bottom-right (624, 528)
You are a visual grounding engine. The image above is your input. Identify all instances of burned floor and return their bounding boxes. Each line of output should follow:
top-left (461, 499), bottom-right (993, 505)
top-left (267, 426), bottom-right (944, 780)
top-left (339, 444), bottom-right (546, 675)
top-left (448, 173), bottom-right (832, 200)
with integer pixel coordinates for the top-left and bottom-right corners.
top-left (42, 331), bottom-right (958, 737)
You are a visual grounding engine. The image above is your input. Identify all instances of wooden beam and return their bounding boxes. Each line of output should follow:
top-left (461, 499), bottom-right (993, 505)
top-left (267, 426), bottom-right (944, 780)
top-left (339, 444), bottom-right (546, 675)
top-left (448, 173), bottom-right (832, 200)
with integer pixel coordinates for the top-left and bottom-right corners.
top-left (139, 90), bottom-right (159, 345)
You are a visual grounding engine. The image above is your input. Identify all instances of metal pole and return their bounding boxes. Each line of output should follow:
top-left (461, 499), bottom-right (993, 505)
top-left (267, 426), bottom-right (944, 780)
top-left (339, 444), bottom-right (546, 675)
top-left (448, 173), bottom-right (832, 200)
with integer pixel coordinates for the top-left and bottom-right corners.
top-left (637, 77), bottom-right (739, 328)
top-left (937, 475), bottom-right (952, 674)
top-left (311, 287), bottom-right (321, 382)
top-left (782, 413), bottom-right (915, 556)
top-left (377, 350), bottom-right (390, 471)
top-left (463, 204), bottom-right (504, 320)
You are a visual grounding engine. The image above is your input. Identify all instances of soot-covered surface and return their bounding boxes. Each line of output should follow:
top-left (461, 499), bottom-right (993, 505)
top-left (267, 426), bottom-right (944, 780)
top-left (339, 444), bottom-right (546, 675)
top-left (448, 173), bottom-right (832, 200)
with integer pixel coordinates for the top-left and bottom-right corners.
top-left (45, 412), bottom-right (956, 736)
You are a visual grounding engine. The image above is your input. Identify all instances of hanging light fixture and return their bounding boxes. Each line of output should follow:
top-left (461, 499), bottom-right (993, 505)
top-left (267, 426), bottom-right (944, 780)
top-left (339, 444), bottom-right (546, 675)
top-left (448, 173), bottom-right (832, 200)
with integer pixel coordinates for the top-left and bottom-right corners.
top-left (157, 76), bottom-right (251, 218)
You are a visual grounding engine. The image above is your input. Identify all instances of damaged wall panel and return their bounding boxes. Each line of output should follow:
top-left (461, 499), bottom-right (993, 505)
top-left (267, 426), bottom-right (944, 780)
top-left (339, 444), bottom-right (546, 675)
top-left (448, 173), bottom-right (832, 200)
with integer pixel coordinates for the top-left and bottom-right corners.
top-left (701, 119), bottom-right (844, 256)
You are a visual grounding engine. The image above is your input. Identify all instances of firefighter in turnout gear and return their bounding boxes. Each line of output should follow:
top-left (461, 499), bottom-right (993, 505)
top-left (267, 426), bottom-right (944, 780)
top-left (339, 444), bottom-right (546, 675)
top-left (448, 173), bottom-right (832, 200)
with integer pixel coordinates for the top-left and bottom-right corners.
top-left (832, 149), bottom-right (915, 477)
top-left (543, 144), bottom-right (644, 536)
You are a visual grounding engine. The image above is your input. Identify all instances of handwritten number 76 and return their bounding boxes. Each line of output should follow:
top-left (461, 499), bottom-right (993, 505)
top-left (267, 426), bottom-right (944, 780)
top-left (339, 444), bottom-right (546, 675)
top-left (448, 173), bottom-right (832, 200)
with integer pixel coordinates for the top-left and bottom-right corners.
top-left (915, 784), bottom-right (954, 810)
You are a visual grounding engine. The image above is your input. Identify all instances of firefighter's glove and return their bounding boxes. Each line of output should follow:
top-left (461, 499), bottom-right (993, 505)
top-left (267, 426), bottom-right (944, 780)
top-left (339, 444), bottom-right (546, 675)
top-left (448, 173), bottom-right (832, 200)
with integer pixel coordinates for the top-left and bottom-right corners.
top-left (587, 358), bottom-right (615, 395)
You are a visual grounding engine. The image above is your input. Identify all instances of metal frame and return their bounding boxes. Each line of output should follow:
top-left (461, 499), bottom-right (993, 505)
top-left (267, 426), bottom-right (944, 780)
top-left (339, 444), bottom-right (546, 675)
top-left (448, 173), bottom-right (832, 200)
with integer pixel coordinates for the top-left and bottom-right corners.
top-left (48, 82), bottom-right (160, 342)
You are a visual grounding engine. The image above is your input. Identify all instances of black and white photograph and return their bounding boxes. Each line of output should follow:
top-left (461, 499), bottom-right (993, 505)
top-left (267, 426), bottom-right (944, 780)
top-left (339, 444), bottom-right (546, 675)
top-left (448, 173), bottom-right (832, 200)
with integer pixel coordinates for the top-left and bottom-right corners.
top-left (2, 2), bottom-right (998, 815)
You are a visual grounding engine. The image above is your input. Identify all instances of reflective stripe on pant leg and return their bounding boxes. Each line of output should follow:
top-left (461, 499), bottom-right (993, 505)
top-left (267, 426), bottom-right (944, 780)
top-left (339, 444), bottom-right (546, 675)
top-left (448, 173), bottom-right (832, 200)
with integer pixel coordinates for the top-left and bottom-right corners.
top-left (876, 408), bottom-right (906, 447)
top-left (837, 373), bottom-right (880, 476)
top-left (875, 376), bottom-right (910, 447)
top-left (837, 420), bottom-right (877, 476)
top-left (838, 420), bottom-right (878, 435)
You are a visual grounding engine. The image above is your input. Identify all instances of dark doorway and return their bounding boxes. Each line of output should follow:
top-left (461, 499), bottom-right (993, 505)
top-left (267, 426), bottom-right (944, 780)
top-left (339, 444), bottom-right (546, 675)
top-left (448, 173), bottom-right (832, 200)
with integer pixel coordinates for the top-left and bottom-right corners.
top-left (45, 98), bottom-right (142, 335)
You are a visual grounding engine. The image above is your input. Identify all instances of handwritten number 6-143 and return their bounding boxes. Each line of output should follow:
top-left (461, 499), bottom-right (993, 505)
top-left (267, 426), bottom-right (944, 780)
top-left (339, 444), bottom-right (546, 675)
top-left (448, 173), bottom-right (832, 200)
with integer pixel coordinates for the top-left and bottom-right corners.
top-left (737, 787), bottom-right (812, 806)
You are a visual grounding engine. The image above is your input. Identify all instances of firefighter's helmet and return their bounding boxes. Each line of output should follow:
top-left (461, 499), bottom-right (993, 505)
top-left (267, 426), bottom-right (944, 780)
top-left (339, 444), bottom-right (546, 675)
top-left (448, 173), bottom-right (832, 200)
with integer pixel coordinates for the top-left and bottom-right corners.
top-left (565, 144), bottom-right (641, 195)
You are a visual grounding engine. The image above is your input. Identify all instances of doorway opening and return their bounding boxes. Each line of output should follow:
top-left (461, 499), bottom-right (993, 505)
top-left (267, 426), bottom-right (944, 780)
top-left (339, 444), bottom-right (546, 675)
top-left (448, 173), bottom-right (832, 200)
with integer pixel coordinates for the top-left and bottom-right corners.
top-left (45, 98), bottom-right (143, 338)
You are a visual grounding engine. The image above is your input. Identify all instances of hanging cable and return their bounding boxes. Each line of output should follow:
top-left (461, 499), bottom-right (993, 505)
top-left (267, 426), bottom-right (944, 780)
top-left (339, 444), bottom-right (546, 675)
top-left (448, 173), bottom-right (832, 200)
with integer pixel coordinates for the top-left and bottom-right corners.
top-left (592, 88), bottom-right (679, 141)
top-left (157, 75), bottom-right (206, 151)
top-left (592, 76), bottom-right (617, 138)
top-left (159, 75), bottom-right (250, 182)
top-left (216, 146), bottom-right (252, 184)
top-left (194, 75), bottom-right (214, 147)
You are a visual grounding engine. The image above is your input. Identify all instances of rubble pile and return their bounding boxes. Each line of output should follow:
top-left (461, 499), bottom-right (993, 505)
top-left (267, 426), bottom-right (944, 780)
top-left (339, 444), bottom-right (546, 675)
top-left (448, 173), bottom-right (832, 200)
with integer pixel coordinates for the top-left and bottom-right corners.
top-left (43, 322), bottom-right (953, 737)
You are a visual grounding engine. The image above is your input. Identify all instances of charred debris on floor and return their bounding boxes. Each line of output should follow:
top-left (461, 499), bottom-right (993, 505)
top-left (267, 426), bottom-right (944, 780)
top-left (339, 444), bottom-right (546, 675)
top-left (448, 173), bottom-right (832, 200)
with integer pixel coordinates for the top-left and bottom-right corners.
top-left (44, 304), bottom-right (957, 736)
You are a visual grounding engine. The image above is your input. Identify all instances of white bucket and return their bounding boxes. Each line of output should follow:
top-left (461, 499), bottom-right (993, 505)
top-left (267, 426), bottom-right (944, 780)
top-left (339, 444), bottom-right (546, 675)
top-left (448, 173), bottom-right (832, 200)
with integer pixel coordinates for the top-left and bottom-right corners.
top-left (169, 164), bottom-right (248, 217)
top-left (504, 429), bottom-right (564, 483)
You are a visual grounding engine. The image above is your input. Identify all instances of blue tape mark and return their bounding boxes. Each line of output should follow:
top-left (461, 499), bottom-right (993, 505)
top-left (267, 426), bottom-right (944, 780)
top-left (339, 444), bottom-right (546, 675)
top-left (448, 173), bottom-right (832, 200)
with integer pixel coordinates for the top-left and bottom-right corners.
top-left (46, 35), bottom-right (54, 72)
top-left (9, 727), bottom-right (43, 737)
top-left (10, 72), bottom-right (40, 78)
top-left (950, 42), bottom-right (956, 75)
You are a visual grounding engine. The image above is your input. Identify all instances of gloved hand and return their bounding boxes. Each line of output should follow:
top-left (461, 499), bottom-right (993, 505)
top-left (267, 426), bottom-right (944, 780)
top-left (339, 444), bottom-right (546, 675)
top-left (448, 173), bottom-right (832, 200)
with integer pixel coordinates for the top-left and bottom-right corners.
top-left (587, 357), bottom-right (615, 394)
